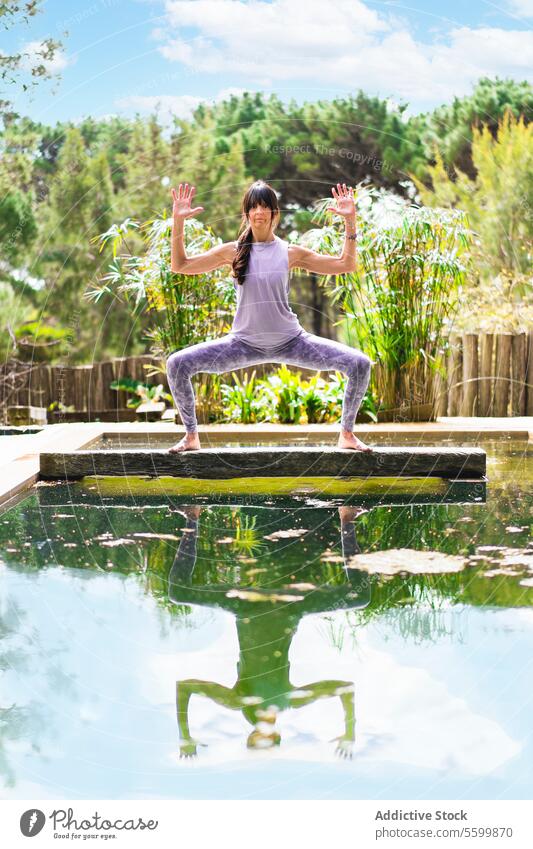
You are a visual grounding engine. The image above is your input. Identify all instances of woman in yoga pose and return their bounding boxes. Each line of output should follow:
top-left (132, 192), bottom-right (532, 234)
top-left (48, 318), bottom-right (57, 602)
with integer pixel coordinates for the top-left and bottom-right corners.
top-left (166, 179), bottom-right (375, 453)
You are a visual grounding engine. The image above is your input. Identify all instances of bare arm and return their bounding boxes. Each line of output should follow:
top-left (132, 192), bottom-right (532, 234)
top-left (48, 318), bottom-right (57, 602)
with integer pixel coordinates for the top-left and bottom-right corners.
top-left (289, 183), bottom-right (357, 275)
top-left (170, 182), bottom-right (237, 275)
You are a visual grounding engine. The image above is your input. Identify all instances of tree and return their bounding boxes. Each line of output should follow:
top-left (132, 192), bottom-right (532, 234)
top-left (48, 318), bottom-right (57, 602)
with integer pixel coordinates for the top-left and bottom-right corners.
top-left (172, 107), bottom-right (247, 240)
top-left (418, 76), bottom-right (533, 182)
top-left (0, 1), bottom-right (63, 125)
top-left (411, 110), bottom-right (533, 331)
top-left (32, 126), bottom-right (124, 361)
top-left (412, 110), bottom-right (532, 278)
top-left (116, 116), bottom-right (172, 221)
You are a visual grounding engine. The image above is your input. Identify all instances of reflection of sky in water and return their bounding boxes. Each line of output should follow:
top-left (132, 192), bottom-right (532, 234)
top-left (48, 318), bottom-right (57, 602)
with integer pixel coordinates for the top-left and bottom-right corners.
top-left (0, 438), bottom-right (530, 799)
top-left (1, 564), bottom-right (531, 800)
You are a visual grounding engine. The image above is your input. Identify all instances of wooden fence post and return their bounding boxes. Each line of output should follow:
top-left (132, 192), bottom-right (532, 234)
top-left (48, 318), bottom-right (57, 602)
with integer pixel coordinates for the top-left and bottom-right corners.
top-left (493, 333), bottom-right (512, 417)
top-left (447, 333), bottom-right (462, 416)
top-left (527, 329), bottom-right (533, 417)
top-left (511, 332), bottom-right (527, 416)
top-left (461, 333), bottom-right (479, 416)
top-left (478, 333), bottom-right (494, 416)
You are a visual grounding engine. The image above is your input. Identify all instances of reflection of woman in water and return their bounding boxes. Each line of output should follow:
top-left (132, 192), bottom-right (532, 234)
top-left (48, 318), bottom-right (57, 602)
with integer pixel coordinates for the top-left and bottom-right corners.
top-left (168, 506), bottom-right (370, 758)
top-left (166, 180), bottom-right (375, 454)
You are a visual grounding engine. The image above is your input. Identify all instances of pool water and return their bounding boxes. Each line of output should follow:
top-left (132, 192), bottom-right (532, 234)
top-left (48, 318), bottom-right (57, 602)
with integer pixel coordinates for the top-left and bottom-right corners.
top-left (0, 438), bottom-right (531, 800)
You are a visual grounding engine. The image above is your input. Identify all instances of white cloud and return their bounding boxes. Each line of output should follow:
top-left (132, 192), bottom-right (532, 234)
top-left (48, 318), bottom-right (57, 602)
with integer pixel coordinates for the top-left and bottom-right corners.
top-left (115, 87), bottom-right (248, 124)
top-left (21, 40), bottom-right (70, 74)
top-left (154, 0), bottom-right (533, 108)
top-left (506, 0), bottom-right (533, 17)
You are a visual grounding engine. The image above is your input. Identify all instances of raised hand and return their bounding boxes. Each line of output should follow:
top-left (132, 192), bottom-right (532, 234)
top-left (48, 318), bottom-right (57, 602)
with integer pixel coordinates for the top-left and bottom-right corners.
top-left (171, 183), bottom-right (204, 219)
top-left (326, 183), bottom-right (356, 218)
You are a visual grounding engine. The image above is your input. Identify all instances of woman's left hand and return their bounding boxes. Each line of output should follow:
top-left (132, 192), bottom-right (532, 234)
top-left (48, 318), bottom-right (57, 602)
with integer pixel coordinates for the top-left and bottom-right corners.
top-left (326, 183), bottom-right (356, 218)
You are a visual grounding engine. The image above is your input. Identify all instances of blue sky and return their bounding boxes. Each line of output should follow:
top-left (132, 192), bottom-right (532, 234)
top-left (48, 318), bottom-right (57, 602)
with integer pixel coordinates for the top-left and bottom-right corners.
top-left (4, 0), bottom-right (533, 126)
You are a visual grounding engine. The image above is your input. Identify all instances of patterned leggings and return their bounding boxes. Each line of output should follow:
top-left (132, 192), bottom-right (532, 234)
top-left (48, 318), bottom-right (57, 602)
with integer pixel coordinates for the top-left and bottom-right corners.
top-left (166, 330), bottom-right (374, 433)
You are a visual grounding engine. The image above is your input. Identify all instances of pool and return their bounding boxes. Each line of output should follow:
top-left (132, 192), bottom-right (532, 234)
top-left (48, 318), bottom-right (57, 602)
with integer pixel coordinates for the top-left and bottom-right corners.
top-left (0, 438), bottom-right (531, 800)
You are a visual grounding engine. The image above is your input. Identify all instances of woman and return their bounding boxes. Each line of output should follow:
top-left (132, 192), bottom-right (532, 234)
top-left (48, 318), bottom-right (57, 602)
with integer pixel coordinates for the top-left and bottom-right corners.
top-left (166, 179), bottom-right (375, 453)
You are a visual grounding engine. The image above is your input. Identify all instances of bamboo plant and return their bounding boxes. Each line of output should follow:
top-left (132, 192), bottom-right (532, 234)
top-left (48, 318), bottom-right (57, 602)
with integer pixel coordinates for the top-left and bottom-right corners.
top-left (306, 185), bottom-right (474, 414)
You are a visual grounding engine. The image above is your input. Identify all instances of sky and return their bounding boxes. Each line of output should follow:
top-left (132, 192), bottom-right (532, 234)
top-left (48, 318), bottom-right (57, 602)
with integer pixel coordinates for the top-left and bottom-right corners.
top-left (3, 0), bottom-right (533, 127)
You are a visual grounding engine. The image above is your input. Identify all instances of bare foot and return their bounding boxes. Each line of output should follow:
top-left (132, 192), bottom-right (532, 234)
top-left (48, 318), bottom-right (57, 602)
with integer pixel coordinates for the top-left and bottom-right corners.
top-left (337, 430), bottom-right (373, 452)
top-left (169, 432), bottom-right (201, 453)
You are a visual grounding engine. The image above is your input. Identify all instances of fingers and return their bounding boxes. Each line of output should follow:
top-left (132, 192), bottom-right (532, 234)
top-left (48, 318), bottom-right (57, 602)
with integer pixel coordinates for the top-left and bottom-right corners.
top-left (331, 183), bottom-right (351, 199)
top-left (173, 184), bottom-right (197, 203)
top-left (332, 183), bottom-right (353, 198)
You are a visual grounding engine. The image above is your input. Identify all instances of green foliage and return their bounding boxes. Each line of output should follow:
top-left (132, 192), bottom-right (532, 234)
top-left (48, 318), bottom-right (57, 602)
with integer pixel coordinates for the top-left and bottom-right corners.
top-left (0, 190), bottom-right (37, 261)
top-left (115, 116), bottom-right (172, 221)
top-left (0, 1), bottom-right (63, 124)
top-left (309, 185), bottom-right (473, 412)
top-left (14, 319), bottom-right (71, 362)
top-left (411, 110), bottom-right (533, 330)
top-left (219, 365), bottom-right (376, 425)
top-left (262, 364), bottom-right (304, 424)
top-left (47, 400), bottom-right (75, 413)
top-left (0, 77), bottom-right (530, 370)
top-left (172, 108), bottom-right (247, 241)
top-left (110, 377), bottom-right (173, 409)
top-left (419, 76), bottom-right (533, 181)
top-left (220, 371), bottom-right (267, 424)
top-left (88, 214), bottom-right (236, 367)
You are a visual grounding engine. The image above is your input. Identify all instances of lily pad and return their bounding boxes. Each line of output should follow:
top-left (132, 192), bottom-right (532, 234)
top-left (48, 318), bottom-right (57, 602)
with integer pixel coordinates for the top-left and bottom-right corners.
top-left (346, 548), bottom-right (466, 575)
top-left (100, 538), bottom-right (137, 547)
top-left (483, 568), bottom-right (523, 578)
top-left (226, 589), bottom-right (304, 603)
top-left (263, 529), bottom-right (308, 540)
top-left (519, 578), bottom-right (533, 588)
top-left (132, 532), bottom-right (180, 541)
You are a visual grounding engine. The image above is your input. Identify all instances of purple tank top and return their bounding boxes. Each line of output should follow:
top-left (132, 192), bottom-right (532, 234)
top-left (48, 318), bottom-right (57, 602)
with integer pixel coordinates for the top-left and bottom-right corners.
top-left (230, 235), bottom-right (305, 350)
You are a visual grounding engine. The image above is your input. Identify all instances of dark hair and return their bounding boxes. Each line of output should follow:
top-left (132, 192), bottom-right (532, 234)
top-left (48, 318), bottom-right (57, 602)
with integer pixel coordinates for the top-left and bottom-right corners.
top-left (231, 180), bottom-right (280, 285)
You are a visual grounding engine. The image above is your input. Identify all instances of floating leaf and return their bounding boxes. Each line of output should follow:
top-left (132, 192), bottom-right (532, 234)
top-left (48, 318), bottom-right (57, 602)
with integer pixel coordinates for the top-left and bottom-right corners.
top-left (347, 548), bottom-right (466, 574)
top-left (226, 589), bottom-right (304, 603)
top-left (483, 568), bottom-right (523, 578)
top-left (263, 529), bottom-right (308, 540)
top-left (100, 538), bottom-right (138, 547)
top-left (519, 578), bottom-right (533, 588)
top-left (132, 532), bottom-right (180, 541)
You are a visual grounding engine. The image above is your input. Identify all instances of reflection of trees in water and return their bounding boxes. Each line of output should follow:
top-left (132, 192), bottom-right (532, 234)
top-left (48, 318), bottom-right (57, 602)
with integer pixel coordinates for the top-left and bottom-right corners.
top-left (0, 597), bottom-right (57, 788)
top-left (1, 483), bottom-right (529, 622)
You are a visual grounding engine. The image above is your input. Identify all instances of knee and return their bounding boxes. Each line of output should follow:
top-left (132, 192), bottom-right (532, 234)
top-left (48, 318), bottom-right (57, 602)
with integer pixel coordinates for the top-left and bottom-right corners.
top-left (362, 353), bottom-right (373, 374)
top-left (166, 349), bottom-right (189, 377)
top-left (347, 352), bottom-right (372, 376)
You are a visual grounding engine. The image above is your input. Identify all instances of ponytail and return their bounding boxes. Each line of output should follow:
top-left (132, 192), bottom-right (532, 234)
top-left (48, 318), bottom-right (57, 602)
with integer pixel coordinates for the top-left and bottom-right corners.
top-left (232, 223), bottom-right (253, 286)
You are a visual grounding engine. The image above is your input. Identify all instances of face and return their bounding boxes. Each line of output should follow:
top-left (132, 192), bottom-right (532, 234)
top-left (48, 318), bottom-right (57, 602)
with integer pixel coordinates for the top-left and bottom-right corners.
top-left (247, 201), bottom-right (278, 234)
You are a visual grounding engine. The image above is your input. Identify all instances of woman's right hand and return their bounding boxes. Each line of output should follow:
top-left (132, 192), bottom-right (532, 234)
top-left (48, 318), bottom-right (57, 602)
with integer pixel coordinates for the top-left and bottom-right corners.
top-left (171, 183), bottom-right (204, 219)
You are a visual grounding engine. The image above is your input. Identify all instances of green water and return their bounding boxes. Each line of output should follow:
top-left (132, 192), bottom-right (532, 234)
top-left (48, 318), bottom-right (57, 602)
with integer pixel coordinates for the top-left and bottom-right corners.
top-left (0, 438), bottom-right (531, 799)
